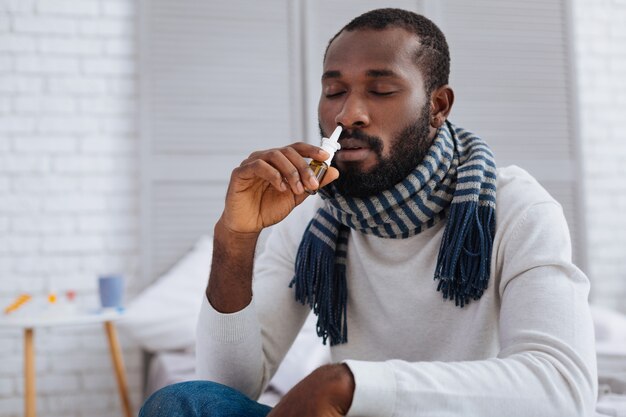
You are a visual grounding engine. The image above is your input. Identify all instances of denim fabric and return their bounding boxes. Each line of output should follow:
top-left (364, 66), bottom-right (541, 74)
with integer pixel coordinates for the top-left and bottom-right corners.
top-left (139, 380), bottom-right (273, 417)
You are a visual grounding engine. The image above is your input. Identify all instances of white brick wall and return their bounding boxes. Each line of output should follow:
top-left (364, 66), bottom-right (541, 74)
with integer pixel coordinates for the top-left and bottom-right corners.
top-left (0, 1), bottom-right (141, 416)
top-left (573, 0), bottom-right (626, 312)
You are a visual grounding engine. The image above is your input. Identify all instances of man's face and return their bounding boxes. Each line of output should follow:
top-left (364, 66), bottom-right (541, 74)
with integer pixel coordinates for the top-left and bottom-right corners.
top-left (318, 27), bottom-right (436, 197)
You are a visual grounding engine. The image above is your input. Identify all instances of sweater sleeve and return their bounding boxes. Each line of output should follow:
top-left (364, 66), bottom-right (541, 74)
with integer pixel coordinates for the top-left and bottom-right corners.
top-left (195, 201), bottom-right (315, 400)
top-left (344, 202), bottom-right (597, 417)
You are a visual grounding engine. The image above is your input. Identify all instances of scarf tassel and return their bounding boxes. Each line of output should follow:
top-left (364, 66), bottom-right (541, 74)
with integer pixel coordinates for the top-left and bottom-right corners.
top-left (435, 203), bottom-right (495, 307)
top-left (290, 232), bottom-right (348, 346)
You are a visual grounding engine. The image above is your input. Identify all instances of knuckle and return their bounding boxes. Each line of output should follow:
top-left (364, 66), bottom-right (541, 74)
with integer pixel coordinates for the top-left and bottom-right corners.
top-left (289, 142), bottom-right (312, 153)
top-left (266, 149), bottom-right (283, 160)
top-left (282, 147), bottom-right (295, 157)
top-left (250, 159), bottom-right (264, 168)
top-left (246, 150), bottom-right (261, 160)
top-left (230, 166), bottom-right (242, 179)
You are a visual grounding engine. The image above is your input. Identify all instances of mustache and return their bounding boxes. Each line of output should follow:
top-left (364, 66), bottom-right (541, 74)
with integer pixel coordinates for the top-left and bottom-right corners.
top-left (339, 129), bottom-right (384, 154)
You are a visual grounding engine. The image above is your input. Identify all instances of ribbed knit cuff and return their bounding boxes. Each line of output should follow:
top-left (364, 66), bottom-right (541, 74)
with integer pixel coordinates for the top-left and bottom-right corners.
top-left (344, 360), bottom-right (396, 417)
top-left (200, 294), bottom-right (257, 344)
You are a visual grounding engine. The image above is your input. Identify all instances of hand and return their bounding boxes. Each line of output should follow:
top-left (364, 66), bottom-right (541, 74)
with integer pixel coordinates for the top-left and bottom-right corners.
top-left (268, 364), bottom-right (355, 417)
top-left (220, 143), bottom-right (339, 234)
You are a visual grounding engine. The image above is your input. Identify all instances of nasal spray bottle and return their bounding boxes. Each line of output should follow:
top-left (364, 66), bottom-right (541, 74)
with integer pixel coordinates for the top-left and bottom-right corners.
top-left (305, 126), bottom-right (342, 195)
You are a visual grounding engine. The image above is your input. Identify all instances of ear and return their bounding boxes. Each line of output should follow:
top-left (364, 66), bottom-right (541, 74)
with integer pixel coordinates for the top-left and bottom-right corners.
top-left (429, 85), bottom-right (454, 129)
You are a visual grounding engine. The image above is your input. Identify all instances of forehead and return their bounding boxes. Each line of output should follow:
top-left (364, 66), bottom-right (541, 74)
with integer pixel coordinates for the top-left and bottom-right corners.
top-left (324, 27), bottom-right (423, 81)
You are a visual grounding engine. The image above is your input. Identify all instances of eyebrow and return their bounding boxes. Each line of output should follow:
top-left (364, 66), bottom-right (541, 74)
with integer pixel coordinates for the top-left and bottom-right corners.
top-left (322, 69), bottom-right (400, 80)
top-left (322, 70), bottom-right (341, 80)
top-left (366, 69), bottom-right (398, 78)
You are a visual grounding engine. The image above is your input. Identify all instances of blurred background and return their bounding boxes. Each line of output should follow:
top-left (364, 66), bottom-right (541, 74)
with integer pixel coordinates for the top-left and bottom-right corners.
top-left (1, 0), bottom-right (625, 415)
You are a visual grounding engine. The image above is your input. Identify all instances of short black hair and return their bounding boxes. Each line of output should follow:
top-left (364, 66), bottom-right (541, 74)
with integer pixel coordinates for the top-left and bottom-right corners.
top-left (325, 8), bottom-right (450, 94)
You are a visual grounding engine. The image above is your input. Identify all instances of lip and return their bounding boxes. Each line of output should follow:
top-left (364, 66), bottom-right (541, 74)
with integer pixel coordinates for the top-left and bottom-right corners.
top-left (338, 138), bottom-right (367, 149)
top-left (336, 138), bottom-right (372, 162)
top-left (335, 147), bottom-right (371, 162)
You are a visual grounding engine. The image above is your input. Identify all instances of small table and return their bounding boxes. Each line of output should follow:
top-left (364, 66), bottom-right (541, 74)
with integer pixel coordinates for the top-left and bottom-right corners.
top-left (0, 310), bottom-right (133, 417)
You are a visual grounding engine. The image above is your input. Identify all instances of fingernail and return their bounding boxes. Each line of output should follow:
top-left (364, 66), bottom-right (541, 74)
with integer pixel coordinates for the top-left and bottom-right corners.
top-left (296, 181), bottom-right (304, 194)
top-left (309, 177), bottom-right (319, 188)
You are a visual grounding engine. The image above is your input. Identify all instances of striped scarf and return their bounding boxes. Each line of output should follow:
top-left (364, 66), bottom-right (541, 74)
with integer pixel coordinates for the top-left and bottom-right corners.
top-left (290, 121), bottom-right (497, 345)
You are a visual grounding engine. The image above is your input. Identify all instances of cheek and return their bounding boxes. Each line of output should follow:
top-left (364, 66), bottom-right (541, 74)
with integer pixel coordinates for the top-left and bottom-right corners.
top-left (382, 95), bottom-right (422, 125)
top-left (318, 106), bottom-right (335, 135)
top-left (318, 99), bottom-right (337, 123)
top-left (398, 96), bottom-right (424, 121)
top-left (378, 100), bottom-right (426, 156)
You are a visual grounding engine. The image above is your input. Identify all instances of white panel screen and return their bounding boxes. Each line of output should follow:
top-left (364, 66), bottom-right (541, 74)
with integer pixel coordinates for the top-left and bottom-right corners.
top-left (140, 0), bottom-right (296, 283)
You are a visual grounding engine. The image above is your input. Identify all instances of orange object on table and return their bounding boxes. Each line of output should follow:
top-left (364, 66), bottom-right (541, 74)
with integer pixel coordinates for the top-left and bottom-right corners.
top-left (3, 294), bottom-right (32, 315)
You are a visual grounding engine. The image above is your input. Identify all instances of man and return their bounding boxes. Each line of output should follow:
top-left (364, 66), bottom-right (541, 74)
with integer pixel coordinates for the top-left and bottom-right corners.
top-left (140, 8), bottom-right (597, 417)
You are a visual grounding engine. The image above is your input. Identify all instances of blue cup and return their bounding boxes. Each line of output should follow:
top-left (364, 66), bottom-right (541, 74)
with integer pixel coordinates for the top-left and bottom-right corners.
top-left (98, 275), bottom-right (125, 309)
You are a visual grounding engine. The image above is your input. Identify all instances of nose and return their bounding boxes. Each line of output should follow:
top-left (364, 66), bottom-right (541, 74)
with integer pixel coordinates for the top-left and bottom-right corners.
top-left (335, 93), bottom-right (370, 129)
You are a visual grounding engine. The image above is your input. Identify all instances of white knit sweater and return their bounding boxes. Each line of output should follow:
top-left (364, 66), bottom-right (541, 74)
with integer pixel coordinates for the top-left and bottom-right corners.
top-left (196, 166), bottom-right (597, 417)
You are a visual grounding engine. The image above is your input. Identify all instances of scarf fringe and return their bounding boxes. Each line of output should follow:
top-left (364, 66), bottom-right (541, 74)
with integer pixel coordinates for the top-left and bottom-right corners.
top-left (435, 203), bottom-right (495, 306)
top-left (290, 230), bottom-right (348, 346)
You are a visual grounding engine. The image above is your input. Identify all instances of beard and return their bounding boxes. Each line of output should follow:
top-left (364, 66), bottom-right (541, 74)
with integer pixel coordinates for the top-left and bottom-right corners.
top-left (321, 105), bottom-right (433, 198)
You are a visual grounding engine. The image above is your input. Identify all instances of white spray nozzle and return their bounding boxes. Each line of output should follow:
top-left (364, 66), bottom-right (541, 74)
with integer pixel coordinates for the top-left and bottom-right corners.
top-left (321, 126), bottom-right (342, 165)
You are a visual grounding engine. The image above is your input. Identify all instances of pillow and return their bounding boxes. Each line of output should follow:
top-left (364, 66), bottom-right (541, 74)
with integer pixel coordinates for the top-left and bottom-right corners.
top-left (118, 236), bottom-right (213, 352)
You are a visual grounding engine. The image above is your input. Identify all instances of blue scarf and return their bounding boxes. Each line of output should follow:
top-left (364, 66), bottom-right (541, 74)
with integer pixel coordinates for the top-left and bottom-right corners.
top-left (290, 121), bottom-right (497, 345)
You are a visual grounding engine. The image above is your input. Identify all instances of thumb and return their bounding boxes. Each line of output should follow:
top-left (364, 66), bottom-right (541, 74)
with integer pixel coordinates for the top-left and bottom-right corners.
top-left (319, 166), bottom-right (339, 188)
top-left (293, 167), bottom-right (340, 206)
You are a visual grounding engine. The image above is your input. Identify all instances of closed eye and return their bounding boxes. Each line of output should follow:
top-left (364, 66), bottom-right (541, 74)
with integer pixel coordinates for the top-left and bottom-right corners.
top-left (370, 91), bottom-right (396, 96)
top-left (325, 91), bottom-right (346, 98)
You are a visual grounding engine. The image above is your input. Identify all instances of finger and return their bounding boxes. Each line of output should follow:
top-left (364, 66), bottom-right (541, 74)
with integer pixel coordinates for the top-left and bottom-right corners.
top-left (242, 143), bottom-right (329, 170)
top-left (281, 146), bottom-right (324, 191)
top-left (302, 166), bottom-right (339, 195)
top-left (234, 159), bottom-right (287, 192)
top-left (238, 143), bottom-right (332, 194)
top-left (248, 142), bottom-right (330, 158)
top-left (289, 142), bottom-right (331, 161)
top-left (240, 150), bottom-right (265, 167)
top-left (262, 149), bottom-right (307, 194)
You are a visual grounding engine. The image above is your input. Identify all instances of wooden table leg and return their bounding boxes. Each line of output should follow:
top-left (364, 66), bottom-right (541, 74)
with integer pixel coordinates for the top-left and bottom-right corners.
top-left (104, 321), bottom-right (133, 417)
top-left (24, 327), bottom-right (36, 417)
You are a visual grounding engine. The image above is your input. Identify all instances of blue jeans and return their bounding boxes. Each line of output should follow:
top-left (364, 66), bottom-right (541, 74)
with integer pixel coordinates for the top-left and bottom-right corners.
top-left (139, 380), bottom-right (273, 417)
